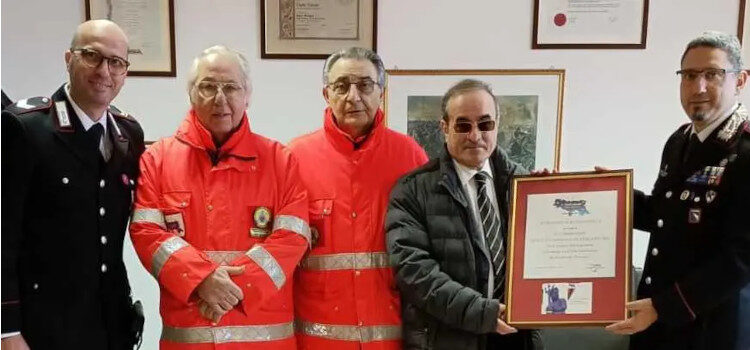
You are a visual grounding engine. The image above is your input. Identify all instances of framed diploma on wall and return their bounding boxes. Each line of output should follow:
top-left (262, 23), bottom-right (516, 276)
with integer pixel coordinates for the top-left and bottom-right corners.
top-left (505, 170), bottom-right (633, 327)
top-left (532, 0), bottom-right (649, 49)
top-left (85, 0), bottom-right (177, 77)
top-left (261, 0), bottom-right (377, 59)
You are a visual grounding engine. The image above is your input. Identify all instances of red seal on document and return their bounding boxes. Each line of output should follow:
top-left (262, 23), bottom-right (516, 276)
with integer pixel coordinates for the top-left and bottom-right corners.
top-left (554, 13), bottom-right (567, 26)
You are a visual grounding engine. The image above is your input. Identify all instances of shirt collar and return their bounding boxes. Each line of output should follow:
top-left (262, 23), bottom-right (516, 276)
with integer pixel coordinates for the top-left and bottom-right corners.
top-left (690, 103), bottom-right (738, 142)
top-left (64, 83), bottom-right (107, 132)
top-left (453, 158), bottom-right (493, 187)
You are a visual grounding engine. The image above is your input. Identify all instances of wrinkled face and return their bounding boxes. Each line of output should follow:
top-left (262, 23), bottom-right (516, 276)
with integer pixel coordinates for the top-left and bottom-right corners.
top-left (65, 25), bottom-right (129, 111)
top-left (680, 46), bottom-right (747, 125)
top-left (441, 89), bottom-right (498, 169)
top-left (189, 54), bottom-right (250, 144)
top-left (323, 58), bottom-right (383, 138)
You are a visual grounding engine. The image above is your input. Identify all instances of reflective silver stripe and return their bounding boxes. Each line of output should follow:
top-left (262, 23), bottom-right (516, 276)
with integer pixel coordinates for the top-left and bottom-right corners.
top-left (301, 252), bottom-right (391, 271)
top-left (204, 251), bottom-right (244, 265)
top-left (273, 215), bottom-right (311, 244)
top-left (246, 245), bottom-right (286, 289)
top-left (132, 208), bottom-right (165, 229)
top-left (152, 236), bottom-right (189, 278)
top-left (297, 321), bottom-right (401, 342)
top-left (162, 322), bottom-right (294, 344)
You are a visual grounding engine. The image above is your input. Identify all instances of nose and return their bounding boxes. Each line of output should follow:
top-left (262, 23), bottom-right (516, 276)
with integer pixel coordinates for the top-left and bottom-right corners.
top-left (213, 89), bottom-right (228, 105)
top-left (94, 58), bottom-right (111, 76)
top-left (467, 126), bottom-right (482, 142)
top-left (345, 83), bottom-right (362, 102)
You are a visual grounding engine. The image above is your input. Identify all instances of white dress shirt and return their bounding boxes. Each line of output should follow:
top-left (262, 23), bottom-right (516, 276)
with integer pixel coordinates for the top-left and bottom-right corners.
top-left (64, 83), bottom-right (111, 160)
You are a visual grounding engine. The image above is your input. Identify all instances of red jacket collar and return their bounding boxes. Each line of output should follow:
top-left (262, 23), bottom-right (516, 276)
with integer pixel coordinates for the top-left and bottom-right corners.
top-left (175, 109), bottom-right (257, 159)
top-left (323, 107), bottom-right (385, 153)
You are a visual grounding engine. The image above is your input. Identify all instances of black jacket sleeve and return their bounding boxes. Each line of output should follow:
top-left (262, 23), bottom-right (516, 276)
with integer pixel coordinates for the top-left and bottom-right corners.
top-left (1, 111), bottom-right (33, 333)
top-left (386, 175), bottom-right (500, 334)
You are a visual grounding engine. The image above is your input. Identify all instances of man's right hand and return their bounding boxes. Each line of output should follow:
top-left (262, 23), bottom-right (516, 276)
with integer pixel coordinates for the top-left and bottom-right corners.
top-left (1, 334), bottom-right (30, 350)
top-left (195, 265), bottom-right (246, 312)
top-left (496, 303), bottom-right (518, 335)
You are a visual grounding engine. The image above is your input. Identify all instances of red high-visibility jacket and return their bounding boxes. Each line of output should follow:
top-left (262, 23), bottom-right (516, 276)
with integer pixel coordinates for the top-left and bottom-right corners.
top-left (130, 110), bottom-right (309, 349)
top-left (288, 108), bottom-right (428, 350)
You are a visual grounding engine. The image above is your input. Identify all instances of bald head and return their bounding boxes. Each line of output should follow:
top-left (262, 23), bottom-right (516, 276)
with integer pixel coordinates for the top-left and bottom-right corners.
top-left (70, 20), bottom-right (128, 54)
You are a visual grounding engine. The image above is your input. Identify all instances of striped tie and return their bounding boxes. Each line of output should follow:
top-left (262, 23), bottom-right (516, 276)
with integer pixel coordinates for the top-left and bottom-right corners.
top-left (474, 171), bottom-right (506, 299)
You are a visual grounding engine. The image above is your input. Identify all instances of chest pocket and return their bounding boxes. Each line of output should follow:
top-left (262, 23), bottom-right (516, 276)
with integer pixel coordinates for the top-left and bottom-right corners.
top-left (309, 198), bottom-right (333, 251)
top-left (161, 191), bottom-right (191, 238)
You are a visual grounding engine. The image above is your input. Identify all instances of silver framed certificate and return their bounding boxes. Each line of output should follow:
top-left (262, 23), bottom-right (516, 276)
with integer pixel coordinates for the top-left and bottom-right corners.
top-left (532, 0), bottom-right (649, 49)
top-left (85, 0), bottom-right (176, 77)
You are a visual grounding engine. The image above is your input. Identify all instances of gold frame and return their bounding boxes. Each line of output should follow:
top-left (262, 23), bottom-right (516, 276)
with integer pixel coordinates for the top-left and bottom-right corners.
top-left (384, 69), bottom-right (565, 171)
top-left (505, 170), bottom-right (633, 327)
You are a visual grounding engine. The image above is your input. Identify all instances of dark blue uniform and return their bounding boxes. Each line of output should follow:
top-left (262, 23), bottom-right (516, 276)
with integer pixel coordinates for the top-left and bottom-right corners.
top-left (1, 85), bottom-right (145, 349)
top-left (632, 106), bottom-right (750, 350)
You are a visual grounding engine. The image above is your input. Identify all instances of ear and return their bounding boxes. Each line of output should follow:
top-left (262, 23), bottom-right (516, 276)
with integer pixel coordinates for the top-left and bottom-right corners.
top-left (736, 69), bottom-right (748, 94)
top-left (64, 50), bottom-right (73, 71)
top-left (440, 118), bottom-right (449, 135)
top-left (322, 86), bottom-right (331, 104)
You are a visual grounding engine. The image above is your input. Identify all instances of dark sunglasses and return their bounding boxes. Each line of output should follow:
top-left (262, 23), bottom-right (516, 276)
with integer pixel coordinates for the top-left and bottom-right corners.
top-left (453, 120), bottom-right (496, 133)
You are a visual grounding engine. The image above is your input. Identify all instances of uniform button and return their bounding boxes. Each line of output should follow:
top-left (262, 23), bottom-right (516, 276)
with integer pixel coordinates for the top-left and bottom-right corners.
top-left (129, 179), bottom-right (135, 186)
top-left (33, 283), bottom-right (39, 290)
top-left (182, 273), bottom-right (188, 278)
top-left (99, 207), bottom-right (106, 216)
top-left (323, 208), bottom-right (330, 215)
top-left (207, 205), bottom-right (214, 211)
top-left (61, 177), bottom-right (70, 184)
top-left (656, 219), bottom-right (663, 228)
top-left (644, 276), bottom-right (652, 285)
top-left (665, 191), bottom-right (672, 199)
top-left (180, 201), bottom-right (187, 208)
top-left (355, 270), bottom-right (361, 276)
top-left (651, 247), bottom-right (659, 256)
top-left (358, 321), bottom-right (364, 326)
top-left (99, 179), bottom-right (106, 188)
top-left (694, 196), bottom-right (701, 203)
top-left (334, 306), bottom-right (339, 311)
top-left (101, 264), bottom-right (108, 273)
top-left (351, 211), bottom-right (357, 218)
top-left (251, 165), bottom-right (257, 171)
top-left (100, 235), bottom-right (108, 245)
top-left (41, 97), bottom-right (49, 103)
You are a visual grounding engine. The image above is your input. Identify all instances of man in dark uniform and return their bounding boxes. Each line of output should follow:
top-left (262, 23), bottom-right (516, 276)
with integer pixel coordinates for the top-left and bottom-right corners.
top-left (1, 20), bottom-right (145, 349)
top-left (605, 31), bottom-right (750, 350)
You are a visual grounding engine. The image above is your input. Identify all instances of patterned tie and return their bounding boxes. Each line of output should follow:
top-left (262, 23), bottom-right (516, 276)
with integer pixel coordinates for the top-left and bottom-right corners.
top-left (474, 171), bottom-right (506, 299)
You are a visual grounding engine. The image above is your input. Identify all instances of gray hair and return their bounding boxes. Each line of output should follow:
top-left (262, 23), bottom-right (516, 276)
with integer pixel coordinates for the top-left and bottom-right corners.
top-left (441, 79), bottom-right (500, 121)
top-left (322, 47), bottom-right (385, 86)
top-left (681, 31), bottom-right (744, 71)
top-left (187, 45), bottom-right (251, 92)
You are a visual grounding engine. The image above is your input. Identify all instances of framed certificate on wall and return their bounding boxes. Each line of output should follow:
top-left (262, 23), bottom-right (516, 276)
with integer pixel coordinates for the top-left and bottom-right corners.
top-left (505, 170), bottom-right (633, 327)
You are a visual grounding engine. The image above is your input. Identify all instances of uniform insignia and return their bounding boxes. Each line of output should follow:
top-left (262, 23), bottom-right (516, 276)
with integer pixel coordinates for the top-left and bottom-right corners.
top-left (688, 208), bottom-right (702, 224)
top-left (680, 190), bottom-right (690, 200)
top-left (719, 158), bottom-right (728, 167)
top-left (122, 173), bottom-right (130, 186)
top-left (250, 206), bottom-right (272, 238)
top-left (310, 226), bottom-right (320, 247)
top-left (717, 105), bottom-right (747, 142)
top-left (108, 104), bottom-right (136, 122)
top-left (705, 190), bottom-right (717, 203)
top-left (54, 101), bottom-right (72, 128)
top-left (659, 164), bottom-right (669, 177)
top-left (728, 153), bottom-right (738, 162)
top-left (164, 213), bottom-right (186, 237)
top-left (8, 96), bottom-right (52, 115)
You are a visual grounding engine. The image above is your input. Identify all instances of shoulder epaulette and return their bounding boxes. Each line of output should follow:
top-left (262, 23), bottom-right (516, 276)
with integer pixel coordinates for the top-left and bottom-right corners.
top-left (5, 96), bottom-right (52, 115)
top-left (108, 104), bottom-right (136, 122)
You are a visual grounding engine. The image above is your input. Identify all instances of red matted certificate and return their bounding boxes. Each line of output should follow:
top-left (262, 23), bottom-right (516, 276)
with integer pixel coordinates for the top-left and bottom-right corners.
top-left (505, 170), bottom-right (633, 327)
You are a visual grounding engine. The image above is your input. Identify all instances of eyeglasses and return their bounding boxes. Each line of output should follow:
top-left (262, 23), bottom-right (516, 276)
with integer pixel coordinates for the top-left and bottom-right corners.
top-left (194, 81), bottom-right (245, 100)
top-left (326, 78), bottom-right (378, 96)
top-left (676, 68), bottom-right (740, 84)
top-left (452, 119), bottom-right (496, 133)
top-left (71, 48), bottom-right (130, 75)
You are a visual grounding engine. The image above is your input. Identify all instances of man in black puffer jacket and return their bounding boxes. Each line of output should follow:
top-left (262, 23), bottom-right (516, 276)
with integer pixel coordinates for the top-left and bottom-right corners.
top-left (386, 79), bottom-right (543, 350)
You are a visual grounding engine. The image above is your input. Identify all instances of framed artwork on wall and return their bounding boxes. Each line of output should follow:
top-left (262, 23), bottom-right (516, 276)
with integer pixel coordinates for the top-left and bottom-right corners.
top-left (532, 0), bottom-right (649, 49)
top-left (261, 0), bottom-right (377, 59)
top-left (384, 69), bottom-right (565, 171)
top-left (85, 0), bottom-right (176, 77)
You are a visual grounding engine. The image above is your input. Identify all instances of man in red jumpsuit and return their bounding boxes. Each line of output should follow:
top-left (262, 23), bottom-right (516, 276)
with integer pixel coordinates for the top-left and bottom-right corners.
top-left (130, 45), bottom-right (310, 349)
top-left (289, 47), bottom-right (428, 350)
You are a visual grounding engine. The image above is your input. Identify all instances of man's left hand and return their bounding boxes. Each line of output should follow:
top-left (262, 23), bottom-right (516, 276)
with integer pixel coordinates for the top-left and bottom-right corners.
top-left (605, 298), bottom-right (658, 335)
top-left (530, 168), bottom-right (553, 176)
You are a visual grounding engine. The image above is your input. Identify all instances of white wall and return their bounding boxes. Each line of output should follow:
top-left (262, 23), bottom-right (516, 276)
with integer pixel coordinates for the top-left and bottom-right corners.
top-left (3, 1), bottom-right (748, 348)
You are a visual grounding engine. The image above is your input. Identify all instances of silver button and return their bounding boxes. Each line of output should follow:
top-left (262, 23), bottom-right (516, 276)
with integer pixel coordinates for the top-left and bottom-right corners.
top-left (651, 247), bottom-right (659, 256)
top-left (101, 235), bottom-right (108, 245)
top-left (99, 207), bottom-right (106, 216)
top-left (99, 179), bottom-right (106, 188)
top-left (645, 276), bottom-right (652, 285)
top-left (656, 219), bottom-right (663, 228)
top-left (694, 196), bottom-right (700, 203)
top-left (101, 264), bottom-right (108, 273)
top-left (33, 283), bottom-right (39, 290)
top-left (665, 191), bottom-right (672, 199)
top-left (41, 97), bottom-right (49, 103)
top-left (351, 211), bottom-right (357, 218)
top-left (61, 177), bottom-right (69, 184)
top-left (129, 179), bottom-right (135, 186)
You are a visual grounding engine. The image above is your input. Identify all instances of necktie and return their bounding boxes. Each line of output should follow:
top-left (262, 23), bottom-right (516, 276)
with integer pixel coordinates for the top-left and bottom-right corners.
top-left (474, 171), bottom-right (506, 299)
top-left (87, 123), bottom-right (104, 152)
top-left (683, 133), bottom-right (701, 166)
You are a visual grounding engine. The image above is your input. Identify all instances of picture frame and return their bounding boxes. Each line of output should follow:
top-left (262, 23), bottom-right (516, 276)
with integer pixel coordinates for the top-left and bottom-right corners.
top-left (384, 69), bottom-right (565, 171)
top-left (532, 0), bottom-right (649, 49)
top-left (85, 0), bottom-right (177, 77)
top-left (738, 0), bottom-right (750, 67)
top-left (505, 170), bottom-right (633, 327)
top-left (260, 0), bottom-right (377, 59)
